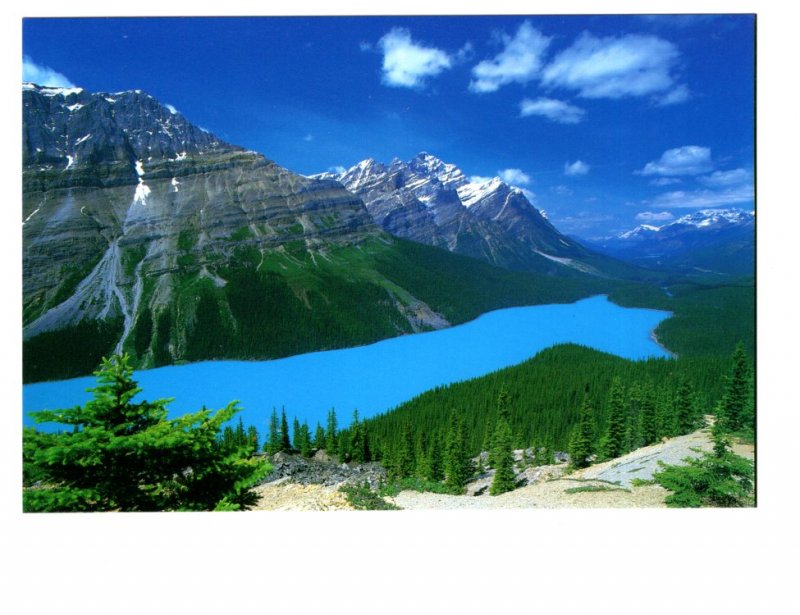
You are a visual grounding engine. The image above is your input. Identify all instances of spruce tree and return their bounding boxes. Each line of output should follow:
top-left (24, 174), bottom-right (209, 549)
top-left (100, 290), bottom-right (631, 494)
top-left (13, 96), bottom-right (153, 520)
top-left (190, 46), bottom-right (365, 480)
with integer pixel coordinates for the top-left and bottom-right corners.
top-left (489, 418), bottom-right (516, 495)
top-left (568, 396), bottom-right (595, 469)
top-left (602, 377), bottom-right (627, 460)
top-left (444, 411), bottom-right (471, 491)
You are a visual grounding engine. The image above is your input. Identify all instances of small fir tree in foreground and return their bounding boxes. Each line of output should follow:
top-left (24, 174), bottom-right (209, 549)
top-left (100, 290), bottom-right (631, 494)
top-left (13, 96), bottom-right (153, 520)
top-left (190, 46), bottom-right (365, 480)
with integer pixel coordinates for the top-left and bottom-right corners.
top-left (22, 354), bottom-right (269, 512)
top-left (649, 406), bottom-right (754, 508)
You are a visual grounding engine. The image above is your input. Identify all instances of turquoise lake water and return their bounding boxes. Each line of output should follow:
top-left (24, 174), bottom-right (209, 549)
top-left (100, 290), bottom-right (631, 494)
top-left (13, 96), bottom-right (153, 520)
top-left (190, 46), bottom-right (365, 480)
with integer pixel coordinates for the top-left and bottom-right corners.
top-left (23, 295), bottom-right (671, 433)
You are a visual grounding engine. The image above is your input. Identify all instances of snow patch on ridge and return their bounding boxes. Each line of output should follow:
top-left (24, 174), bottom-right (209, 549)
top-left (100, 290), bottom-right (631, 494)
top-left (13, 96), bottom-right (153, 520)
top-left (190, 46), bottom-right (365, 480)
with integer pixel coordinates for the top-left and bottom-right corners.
top-left (457, 177), bottom-right (503, 208)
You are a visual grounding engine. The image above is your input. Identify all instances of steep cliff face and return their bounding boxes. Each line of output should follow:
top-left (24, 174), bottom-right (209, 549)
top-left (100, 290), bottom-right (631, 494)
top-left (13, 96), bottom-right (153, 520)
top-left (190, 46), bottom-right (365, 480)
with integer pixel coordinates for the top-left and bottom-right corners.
top-left (21, 84), bottom-right (440, 380)
top-left (321, 153), bottom-right (608, 276)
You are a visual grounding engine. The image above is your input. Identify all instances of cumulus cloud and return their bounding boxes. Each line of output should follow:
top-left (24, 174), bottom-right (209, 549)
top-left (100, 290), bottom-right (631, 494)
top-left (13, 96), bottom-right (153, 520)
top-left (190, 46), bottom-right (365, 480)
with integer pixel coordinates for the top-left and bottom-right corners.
top-left (647, 184), bottom-right (754, 208)
top-left (635, 211), bottom-right (674, 222)
top-left (328, 165), bottom-right (347, 174)
top-left (378, 28), bottom-right (453, 88)
top-left (469, 21), bottom-right (551, 93)
top-left (698, 168), bottom-right (751, 187)
top-left (22, 56), bottom-right (76, 88)
top-left (498, 168), bottom-right (531, 185)
top-left (564, 160), bottom-right (590, 176)
top-left (519, 97), bottom-right (586, 124)
top-left (639, 145), bottom-right (713, 176)
top-left (657, 84), bottom-right (691, 106)
top-left (541, 33), bottom-right (684, 100)
top-left (468, 175), bottom-right (494, 185)
top-left (649, 177), bottom-right (682, 186)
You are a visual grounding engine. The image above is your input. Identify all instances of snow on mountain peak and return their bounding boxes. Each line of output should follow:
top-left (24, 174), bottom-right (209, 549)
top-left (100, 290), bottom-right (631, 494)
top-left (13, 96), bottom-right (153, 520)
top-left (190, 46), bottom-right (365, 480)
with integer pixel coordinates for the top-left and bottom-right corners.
top-left (456, 177), bottom-right (503, 208)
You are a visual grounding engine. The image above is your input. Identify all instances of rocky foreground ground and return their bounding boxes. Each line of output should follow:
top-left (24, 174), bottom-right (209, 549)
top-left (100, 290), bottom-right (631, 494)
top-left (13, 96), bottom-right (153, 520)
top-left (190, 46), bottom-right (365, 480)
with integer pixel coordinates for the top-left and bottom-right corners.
top-left (250, 425), bottom-right (755, 511)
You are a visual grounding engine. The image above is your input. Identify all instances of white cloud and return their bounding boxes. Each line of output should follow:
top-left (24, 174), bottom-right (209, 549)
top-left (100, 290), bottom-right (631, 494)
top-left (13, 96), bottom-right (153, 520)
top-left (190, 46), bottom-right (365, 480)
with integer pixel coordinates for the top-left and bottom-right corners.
top-left (329, 165), bottom-right (347, 174)
top-left (635, 211), bottom-right (674, 222)
top-left (468, 175), bottom-right (494, 185)
top-left (657, 84), bottom-right (691, 106)
top-left (551, 185), bottom-right (574, 196)
top-left (359, 41), bottom-right (373, 52)
top-left (303, 134), bottom-right (314, 142)
top-left (469, 21), bottom-right (551, 93)
top-left (649, 177), bottom-right (682, 186)
top-left (498, 168), bottom-right (531, 185)
top-left (519, 97), bottom-right (586, 124)
top-left (519, 188), bottom-right (537, 203)
top-left (378, 28), bottom-right (453, 89)
top-left (564, 160), bottom-right (590, 176)
top-left (22, 56), bottom-right (76, 88)
top-left (698, 168), bottom-right (751, 187)
top-left (541, 33), bottom-right (684, 100)
top-left (639, 145), bottom-right (713, 176)
top-left (647, 184), bottom-right (754, 208)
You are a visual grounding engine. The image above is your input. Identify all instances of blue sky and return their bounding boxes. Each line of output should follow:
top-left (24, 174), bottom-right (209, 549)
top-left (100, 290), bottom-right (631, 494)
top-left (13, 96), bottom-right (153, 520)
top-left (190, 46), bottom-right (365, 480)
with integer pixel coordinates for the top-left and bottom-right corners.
top-left (22, 15), bottom-right (755, 239)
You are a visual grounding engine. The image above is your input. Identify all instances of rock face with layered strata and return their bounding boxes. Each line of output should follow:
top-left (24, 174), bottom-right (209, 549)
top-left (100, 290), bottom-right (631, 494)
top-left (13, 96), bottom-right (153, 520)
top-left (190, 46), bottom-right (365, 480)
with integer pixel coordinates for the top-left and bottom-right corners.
top-left (22, 83), bottom-right (449, 380)
top-left (318, 153), bottom-right (608, 276)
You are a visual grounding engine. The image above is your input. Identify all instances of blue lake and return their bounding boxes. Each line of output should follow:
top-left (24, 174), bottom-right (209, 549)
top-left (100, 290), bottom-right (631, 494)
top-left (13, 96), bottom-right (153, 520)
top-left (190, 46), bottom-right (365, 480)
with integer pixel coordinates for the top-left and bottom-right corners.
top-left (23, 295), bottom-right (671, 433)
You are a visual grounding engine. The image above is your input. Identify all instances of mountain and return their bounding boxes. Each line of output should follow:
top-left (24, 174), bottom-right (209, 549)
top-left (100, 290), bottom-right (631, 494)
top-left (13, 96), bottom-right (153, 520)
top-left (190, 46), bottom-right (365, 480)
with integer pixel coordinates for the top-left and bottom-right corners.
top-left (22, 83), bottom-right (607, 383)
top-left (315, 153), bottom-right (636, 278)
top-left (592, 209), bottom-right (755, 275)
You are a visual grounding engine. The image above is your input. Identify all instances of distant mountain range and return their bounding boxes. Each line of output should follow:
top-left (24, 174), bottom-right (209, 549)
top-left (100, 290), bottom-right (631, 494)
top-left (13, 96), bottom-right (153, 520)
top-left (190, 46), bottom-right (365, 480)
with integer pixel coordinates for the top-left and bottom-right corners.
top-left (22, 83), bottom-right (611, 382)
top-left (315, 153), bottom-right (637, 278)
top-left (586, 209), bottom-right (755, 276)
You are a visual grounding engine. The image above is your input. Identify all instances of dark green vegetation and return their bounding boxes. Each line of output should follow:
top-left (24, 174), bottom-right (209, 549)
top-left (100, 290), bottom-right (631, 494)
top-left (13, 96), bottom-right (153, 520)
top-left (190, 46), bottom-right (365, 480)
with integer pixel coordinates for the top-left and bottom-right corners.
top-left (24, 236), bottom-right (614, 383)
top-left (23, 355), bottom-right (270, 512)
top-left (359, 273), bottom-right (754, 499)
top-left (642, 356), bottom-right (755, 507)
top-left (23, 319), bottom-right (123, 383)
top-left (339, 482), bottom-right (399, 510)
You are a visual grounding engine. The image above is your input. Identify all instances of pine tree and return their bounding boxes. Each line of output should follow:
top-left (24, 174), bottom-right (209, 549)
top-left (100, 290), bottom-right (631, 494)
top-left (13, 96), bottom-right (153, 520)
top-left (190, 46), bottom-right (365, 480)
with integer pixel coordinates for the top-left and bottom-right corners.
top-left (602, 377), bottom-right (627, 460)
top-left (720, 341), bottom-right (753, 432)
top-left (298, 422), bottom-right (313, 458)
top-left (314, 423), bottom-right (326, 450)
top-left (265, 408), bottom-right (281, 455)
top-left (246, 425), bottom-right (259, 453)
top-left (22, 355), bottom-right (269, 511)
top-left (444, 411), bottom-right (472, 491)
top-left (280, 408), bottom-right (291, 452)
top-left (639, 383), bottom-right (657, 446)
top-left (426, 435), bottom-right (444, 481)
top-left (675, 378), bottom-right (698, 434)
top-left (349, 410), bottom-right (369, 464)
top-left (234, 417), bottom-right (247, 448)
top-left (292, 417), bottom-right (301, 451)
top-left (394, 422), bottom-right (415, 479)
top-left (325, 408), bottom-right (338, 453)
top-left (568, 396), bottom-right (595, 469)
top-left (489, 418), bottom-right (516, 495)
